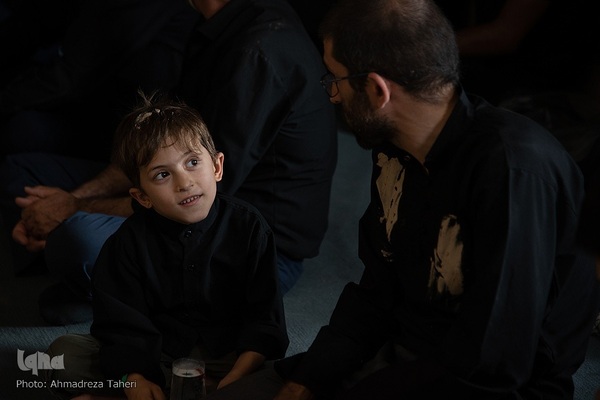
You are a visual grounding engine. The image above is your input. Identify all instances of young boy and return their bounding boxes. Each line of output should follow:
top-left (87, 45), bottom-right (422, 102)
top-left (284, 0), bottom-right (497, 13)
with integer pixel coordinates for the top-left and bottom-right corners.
top-left (44, 96), bottom-right (289, 399)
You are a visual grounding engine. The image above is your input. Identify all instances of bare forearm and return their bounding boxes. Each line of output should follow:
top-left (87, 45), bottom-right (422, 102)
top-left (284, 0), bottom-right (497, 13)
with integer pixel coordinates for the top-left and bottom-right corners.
top-left (71, 164), bottom-right (131, 199)
top-left (77, 196), bottom-right (133, 217)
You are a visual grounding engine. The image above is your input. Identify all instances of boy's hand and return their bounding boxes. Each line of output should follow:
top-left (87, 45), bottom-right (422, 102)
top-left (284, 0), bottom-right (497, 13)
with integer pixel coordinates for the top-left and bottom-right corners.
top-left (124, 373), bottom-right (165, 400)
top-left (273, 381), bottom-right (314, 400)
top-left (216, 371), bottom-right (242, 389)
top-left (216, 350), bottom-right (265, 390)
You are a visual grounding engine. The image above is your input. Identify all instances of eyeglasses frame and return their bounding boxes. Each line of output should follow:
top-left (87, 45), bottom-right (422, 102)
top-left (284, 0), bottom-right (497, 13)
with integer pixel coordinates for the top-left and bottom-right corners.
top-left (320, 72), bottom-right (369, 98)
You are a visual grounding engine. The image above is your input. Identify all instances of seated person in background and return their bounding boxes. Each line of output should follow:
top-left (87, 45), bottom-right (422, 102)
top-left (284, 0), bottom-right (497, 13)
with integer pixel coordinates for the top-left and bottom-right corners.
top-left (205, 0), bottom-right (600, 399)
top-left (0, 0), bottom-right (337, 324)
top-left (434, 0), bottom-right (598, 106)
top-left (44, 95), bottom-right (288, 400)
top-left (0, 0), bottom-right (199, 160)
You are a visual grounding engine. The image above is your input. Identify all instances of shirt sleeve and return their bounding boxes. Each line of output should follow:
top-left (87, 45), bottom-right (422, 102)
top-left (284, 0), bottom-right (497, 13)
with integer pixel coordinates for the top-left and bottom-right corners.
top-left (285, 241), bottom-right (397, 392)
top-left (90, 230), bottom-right (165, 387)
top-left (236, 217), bottom-right (289, 360)
top-left (440, 162), bottom-right (582, 388)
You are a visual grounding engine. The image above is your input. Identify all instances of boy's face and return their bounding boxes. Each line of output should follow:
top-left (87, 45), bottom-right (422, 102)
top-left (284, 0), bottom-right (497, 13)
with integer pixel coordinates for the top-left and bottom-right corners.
top-left (130, 141), bottom-right (224, 225)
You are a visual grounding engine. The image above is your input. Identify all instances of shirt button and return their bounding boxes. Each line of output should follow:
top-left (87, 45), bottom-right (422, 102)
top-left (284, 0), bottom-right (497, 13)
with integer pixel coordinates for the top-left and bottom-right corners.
top-left (187, 264), bottom-right (195, 272)
top-left (184, 230), bottom-right (192, 238)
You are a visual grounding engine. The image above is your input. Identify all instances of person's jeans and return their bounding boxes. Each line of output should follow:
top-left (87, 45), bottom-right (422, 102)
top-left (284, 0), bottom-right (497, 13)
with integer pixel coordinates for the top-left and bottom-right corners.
top-left (277, 253), bottom-right (304, 295)
top-left (45, 212), bottom-right (125, 300)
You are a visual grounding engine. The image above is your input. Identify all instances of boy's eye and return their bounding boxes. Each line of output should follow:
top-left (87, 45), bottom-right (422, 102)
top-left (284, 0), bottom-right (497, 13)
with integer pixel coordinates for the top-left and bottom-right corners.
top-left (154, 171), bottom-right (170, 181)
top-left (187, 159), bottom-right (199, 168)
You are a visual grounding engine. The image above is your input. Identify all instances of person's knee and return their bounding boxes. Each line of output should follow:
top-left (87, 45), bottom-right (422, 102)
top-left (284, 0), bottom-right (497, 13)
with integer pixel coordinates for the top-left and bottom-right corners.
top-left (47, 212), bottom-right (107, 261)
top-left (45, 334), bottom-right (100, 382)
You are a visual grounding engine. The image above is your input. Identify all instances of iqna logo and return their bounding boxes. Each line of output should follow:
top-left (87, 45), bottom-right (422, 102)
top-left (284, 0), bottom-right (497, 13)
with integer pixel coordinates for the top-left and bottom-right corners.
top-left (17, 349), bottom-right (65, 376)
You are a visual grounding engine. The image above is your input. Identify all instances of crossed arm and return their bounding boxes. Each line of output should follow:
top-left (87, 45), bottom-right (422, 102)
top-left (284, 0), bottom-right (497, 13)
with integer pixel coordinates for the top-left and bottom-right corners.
top-left (12, 163), bottom-right (133, 252)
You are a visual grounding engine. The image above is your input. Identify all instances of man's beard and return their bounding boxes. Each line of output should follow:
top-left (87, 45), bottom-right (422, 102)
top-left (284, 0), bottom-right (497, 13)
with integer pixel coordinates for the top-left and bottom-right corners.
top-left (343, 91), bottom-right (395, 149)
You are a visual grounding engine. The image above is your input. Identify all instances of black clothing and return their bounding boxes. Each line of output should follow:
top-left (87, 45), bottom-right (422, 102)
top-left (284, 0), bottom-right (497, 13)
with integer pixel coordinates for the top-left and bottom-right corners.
top-left (435, 0), bottom-right (600, 104)
top-left (91, 193), bottom-right (288, 386)
top-left (177, 0), bottom-right (337, 260)
top-left (0, 0), bottom-right (199, 159)
top-left (280, 90), bottom-right (600, 398)
top-left (578, 137), bottom-right (600, 256)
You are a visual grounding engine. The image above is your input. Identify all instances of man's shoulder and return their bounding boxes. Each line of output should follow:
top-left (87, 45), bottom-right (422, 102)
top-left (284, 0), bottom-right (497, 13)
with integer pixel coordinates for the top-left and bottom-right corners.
top-left (465, 97), bottom-right (582, 185)
top-left (216, 193), bottom-right (270, 227)
top-left (218, 0), bottom-right (319, 60)
top-left (468, 96), bottom-right (565, 155)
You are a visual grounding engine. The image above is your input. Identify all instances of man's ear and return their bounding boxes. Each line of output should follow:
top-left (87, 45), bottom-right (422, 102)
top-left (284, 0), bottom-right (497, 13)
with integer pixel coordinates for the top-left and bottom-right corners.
top-left (129, 187), bottom-right (152, 209)
top-left (365, 72), bottom-right (391, 110)
top-left (214, 152), bottom-right (224, 182)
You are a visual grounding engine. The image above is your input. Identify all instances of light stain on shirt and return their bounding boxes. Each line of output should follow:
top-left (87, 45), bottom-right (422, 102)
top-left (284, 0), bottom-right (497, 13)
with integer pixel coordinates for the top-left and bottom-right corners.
top-left (429, 214), bottom-right (464, 296)
top-left (376, 153), bottom-right (405, 245)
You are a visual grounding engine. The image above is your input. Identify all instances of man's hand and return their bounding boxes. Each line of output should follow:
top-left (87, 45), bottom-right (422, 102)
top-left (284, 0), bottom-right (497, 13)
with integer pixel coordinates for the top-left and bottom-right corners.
top-left (12, 219), bottom-right (46, 252)
top-left (124, 373), bottom-right (166, 400)
top-left (16, 186), bottom-right (79, 239)
top-left (274, 381), bottom-right (314, 400)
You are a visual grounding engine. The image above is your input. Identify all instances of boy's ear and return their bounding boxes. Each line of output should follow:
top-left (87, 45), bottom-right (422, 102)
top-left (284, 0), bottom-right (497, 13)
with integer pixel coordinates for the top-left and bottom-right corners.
top-left (214, 152), bottom-right (224, 182)
top-left (365, 72), bottom-right (391, 110)
top-left (129, 187), bottom-right (152, 209)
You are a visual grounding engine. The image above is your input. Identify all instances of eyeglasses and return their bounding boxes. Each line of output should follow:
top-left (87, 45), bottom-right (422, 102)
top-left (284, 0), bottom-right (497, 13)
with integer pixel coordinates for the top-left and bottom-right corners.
top-left (320, 72), bottom-right (369, 98)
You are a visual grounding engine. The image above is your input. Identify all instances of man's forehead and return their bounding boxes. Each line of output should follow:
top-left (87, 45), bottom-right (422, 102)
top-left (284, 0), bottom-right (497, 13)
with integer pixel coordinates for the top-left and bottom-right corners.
top-left (322, 38), bottom-right (333, 68)
top-left (322, 38), bottom-right (347, 75)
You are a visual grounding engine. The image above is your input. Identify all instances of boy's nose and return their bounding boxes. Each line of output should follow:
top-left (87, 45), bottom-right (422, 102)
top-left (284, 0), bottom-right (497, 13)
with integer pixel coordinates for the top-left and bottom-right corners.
top-left (176, 179), bottom-right (194, 191)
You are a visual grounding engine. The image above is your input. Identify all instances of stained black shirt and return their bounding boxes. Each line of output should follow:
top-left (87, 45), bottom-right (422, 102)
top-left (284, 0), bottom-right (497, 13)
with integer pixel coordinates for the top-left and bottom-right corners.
top-left (90, 193), bottom-right (288, 386)
top-left (283, 90), bottom-right (600, 398)
top-left (176, 0), bottom-right (338, 260)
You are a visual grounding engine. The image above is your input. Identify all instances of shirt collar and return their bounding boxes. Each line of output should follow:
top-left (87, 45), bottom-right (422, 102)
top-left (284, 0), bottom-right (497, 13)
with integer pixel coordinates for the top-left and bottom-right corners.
top-left (144, 195), bottom-right (220, 240)
top-left (424, 86), bottom-right (475, 167)
top-left (375, 86), bottom-right (476, 167)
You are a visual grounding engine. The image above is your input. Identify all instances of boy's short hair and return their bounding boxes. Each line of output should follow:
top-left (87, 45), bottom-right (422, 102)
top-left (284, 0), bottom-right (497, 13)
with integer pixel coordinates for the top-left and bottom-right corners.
top-left (112, 93), bottom-right (218, 187)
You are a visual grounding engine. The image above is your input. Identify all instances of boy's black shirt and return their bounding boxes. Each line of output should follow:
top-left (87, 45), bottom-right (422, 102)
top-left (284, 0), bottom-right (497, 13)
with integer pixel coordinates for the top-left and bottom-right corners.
top-left (90, 193), bottom-right (288, 386)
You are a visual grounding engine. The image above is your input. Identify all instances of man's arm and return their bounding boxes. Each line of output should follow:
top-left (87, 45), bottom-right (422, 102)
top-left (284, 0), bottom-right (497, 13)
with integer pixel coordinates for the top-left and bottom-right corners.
top-left (70, 163), bottom-right (132, 201)
top-left (15, 164), bottom-right (132, 243)
top-left (455, 0), bottom-right (549, 56)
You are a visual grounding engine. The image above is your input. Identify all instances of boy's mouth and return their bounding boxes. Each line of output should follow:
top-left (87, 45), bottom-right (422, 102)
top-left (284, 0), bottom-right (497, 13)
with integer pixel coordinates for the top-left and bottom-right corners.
top-left (179, 195), bottom-right (201, 205)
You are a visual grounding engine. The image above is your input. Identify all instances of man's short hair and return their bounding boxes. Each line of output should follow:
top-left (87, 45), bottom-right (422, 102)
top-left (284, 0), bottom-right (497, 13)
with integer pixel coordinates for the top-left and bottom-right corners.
top-left (319, 0), bottom-right (460, 101)
top-left (112, 93), bottom-right (218, 187)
